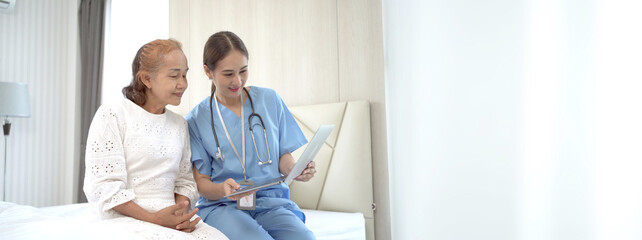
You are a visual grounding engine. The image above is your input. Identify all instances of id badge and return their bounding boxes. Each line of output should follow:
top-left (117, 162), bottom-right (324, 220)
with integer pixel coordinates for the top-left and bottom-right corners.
top-left (237, 192), bottom-right (256, 210)
top-left (237, 179), bottom-right (256, 210)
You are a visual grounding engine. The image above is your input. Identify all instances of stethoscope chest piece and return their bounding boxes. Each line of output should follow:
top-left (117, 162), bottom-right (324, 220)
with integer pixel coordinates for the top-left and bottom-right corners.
top-left (216, 147), bottom-right (223, 160)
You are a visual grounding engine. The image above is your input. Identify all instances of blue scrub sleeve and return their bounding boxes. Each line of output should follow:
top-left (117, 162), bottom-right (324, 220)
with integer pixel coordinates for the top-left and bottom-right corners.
top-left (187, 117), bottom-right (212, 176)
top-left (275, 94), bottom-right (307, 157)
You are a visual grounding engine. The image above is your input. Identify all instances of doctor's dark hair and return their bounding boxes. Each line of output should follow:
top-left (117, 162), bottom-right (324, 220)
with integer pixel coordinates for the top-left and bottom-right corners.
top-left (122, 39), bottom-right (183, 106)
top-left (203, 31), bottom-right (249, 92)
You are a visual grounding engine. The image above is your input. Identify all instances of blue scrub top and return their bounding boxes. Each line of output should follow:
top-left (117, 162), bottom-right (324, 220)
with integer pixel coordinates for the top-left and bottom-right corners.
top-left (186, 86), bottom-right (307, 216)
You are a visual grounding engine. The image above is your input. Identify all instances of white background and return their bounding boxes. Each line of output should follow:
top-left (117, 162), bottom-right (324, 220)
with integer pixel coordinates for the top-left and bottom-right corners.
top-left (384, 0), bottom-right (642, 239)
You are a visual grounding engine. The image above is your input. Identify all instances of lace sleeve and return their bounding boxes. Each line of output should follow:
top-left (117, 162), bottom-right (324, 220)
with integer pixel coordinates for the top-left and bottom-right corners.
top-left (83, 105), bottom-right (135, 217)
top-left (174, 120), bottom-right (199, 208)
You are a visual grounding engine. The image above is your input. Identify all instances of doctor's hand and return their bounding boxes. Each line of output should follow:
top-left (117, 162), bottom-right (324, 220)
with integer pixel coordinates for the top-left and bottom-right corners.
top-left (222, 178), bottom-right (256, 201)
top-left (294, 161), bottom-right (316, 182)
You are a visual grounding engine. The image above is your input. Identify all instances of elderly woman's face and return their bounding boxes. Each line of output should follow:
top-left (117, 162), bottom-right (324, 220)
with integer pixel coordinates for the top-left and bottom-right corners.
top-left (145, 49), bottom-right (189, 108)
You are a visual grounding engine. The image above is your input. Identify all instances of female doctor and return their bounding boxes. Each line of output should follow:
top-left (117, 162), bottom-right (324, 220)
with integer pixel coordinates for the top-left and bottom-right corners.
top-left (186, 31), bottom-right (316, 240)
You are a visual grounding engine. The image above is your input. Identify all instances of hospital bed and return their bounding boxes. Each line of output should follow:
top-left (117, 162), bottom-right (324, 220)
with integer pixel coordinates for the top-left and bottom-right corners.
top-left (0, 100), bottom-right (375, 240)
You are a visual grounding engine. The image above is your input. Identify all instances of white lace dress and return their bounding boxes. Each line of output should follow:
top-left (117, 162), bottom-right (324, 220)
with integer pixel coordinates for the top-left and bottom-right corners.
top-left (83, 98), bottom-right (228, 240)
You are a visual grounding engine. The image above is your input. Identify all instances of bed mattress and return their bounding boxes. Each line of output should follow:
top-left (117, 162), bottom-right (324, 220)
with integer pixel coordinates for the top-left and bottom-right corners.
top-left (0, 201), bottom-right (365, 240)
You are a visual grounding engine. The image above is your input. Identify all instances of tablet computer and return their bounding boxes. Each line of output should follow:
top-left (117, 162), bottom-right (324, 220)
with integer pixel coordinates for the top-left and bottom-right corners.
top-left (224, 124), bottom-right (335, 198)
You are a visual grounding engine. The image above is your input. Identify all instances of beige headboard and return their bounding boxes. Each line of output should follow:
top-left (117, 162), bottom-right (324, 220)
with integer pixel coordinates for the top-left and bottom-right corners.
top-left (288, 100), bottom-right (375, 240)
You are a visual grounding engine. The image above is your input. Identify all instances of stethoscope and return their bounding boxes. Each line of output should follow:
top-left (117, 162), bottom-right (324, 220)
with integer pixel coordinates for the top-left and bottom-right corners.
top-left (209, 87), bottom-right (273, 173)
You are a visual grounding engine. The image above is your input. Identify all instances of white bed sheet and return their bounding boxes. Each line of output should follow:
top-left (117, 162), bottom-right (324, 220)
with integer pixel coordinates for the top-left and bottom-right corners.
top-left (0, 201), bottom-right (134, 239)
top-left (0, 202), bottom-right (365, 240)
top-left (302, 209), bottom-right (366, 240)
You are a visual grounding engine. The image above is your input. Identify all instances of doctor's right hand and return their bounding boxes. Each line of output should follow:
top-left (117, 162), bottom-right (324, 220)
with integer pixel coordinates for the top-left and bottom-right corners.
top-left (222, 178), bottom-right (256, 201)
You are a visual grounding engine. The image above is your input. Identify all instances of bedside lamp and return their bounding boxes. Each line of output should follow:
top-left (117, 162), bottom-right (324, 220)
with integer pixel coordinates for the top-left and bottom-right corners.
top-left (0, 81), bottom-right (31, 201)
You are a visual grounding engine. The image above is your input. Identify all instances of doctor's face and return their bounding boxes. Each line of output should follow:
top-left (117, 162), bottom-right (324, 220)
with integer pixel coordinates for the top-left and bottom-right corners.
top-left (205, 50), bottom-right (249, 101)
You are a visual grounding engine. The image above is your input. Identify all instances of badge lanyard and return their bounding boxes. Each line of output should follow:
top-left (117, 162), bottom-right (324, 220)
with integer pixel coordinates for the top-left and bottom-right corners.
top-left (213, 91), bottom-right (249, 183)
top-left (213, 91), bottom-right (256, 210)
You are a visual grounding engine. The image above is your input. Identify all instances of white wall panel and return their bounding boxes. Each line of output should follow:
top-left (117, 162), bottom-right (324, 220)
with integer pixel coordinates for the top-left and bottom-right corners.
top-left (337, 1), bottom-right (387, 239)
top-left (383, 0), bottom-right (524, 239)
top-left (0, 0), bottom-right (79, 206)
top-left (169, 0), bottom-right (339, 115)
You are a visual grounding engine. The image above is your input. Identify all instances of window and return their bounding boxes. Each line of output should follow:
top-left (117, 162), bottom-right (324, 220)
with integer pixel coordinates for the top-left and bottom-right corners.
top-left (101, 0), bottom-right (169, 104)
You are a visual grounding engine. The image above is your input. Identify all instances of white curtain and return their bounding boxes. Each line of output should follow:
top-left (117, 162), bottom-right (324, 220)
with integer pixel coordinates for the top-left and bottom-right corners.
top-left (383, 0), bottom-right (642, 239)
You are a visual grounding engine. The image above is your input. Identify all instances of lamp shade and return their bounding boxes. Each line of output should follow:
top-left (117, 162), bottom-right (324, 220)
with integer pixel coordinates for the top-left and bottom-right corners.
top-left (0, 81), bottom-right (31, 117)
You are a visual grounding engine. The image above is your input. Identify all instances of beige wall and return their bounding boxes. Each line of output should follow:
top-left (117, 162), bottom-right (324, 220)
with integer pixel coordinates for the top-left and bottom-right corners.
top-left (168, 1), bottom-right (389, 239)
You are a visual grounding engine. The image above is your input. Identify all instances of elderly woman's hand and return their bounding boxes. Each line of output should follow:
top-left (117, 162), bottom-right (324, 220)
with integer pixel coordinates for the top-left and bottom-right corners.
top-left (149, 201), bottom-right (199, 231)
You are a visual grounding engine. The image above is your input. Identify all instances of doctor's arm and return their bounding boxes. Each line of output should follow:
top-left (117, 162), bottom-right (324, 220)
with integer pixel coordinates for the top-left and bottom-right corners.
top-left (192, 166), bottom-right (254, 201)
top-left (279, 153), bottom-right (316, 182)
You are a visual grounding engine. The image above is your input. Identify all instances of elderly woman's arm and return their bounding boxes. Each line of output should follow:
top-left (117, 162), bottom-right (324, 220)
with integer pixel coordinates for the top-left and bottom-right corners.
top-left (83, 105), bottom-right (198, 231)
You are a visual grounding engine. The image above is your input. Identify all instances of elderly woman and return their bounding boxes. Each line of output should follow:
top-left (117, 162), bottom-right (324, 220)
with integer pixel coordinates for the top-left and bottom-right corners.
top-left (83, 39), bottom-right (227, 240)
